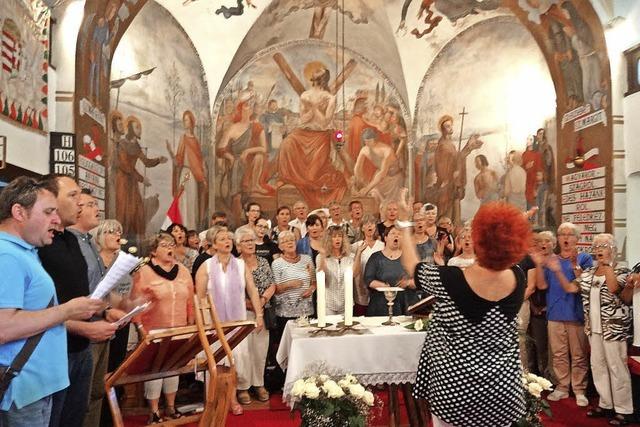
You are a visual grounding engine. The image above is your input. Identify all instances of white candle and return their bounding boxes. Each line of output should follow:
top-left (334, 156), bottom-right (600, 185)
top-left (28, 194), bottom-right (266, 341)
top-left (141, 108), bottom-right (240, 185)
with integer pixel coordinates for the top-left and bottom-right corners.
top-left (316, 270), bottom-right (326, 327)
top-left (344, 266), bottom-right (353, 326)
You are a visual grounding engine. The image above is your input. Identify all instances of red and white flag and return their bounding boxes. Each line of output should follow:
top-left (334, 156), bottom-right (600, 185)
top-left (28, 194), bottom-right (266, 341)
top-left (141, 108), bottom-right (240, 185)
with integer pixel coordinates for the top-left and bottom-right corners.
top-left (2, 28), bottom-right (21, 74)
top-left (161, 190), bottom-right (183, 230)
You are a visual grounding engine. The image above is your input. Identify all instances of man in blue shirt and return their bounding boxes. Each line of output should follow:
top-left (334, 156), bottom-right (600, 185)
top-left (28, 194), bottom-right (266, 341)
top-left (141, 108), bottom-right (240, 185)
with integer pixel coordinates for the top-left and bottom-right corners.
top-left (534, 222), bottom-right (593, 407)
top-left (0, 177), bottom-right (103, 427)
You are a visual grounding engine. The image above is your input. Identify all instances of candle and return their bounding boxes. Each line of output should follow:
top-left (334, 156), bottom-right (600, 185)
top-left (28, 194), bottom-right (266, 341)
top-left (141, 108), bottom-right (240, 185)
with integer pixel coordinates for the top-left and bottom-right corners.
top-left (344, 266), bottom-right (353, 326)
top-left (316, 270), bottom-right (326, 327)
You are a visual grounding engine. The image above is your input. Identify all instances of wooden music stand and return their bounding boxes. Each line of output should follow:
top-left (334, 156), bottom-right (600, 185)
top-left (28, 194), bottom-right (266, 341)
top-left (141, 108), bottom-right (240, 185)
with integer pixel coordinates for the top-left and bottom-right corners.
top-left (105, 295), bottom-right (255, 427)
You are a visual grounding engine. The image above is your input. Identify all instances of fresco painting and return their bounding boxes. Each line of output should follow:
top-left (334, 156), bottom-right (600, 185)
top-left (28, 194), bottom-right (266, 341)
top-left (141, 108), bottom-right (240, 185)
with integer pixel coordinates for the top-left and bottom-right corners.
top-left (107, 0), bottom-right (211, 240)
top-left (212, 39), bottom-right (411, 219)
top-left (413, 16), bottom-right (557, 227)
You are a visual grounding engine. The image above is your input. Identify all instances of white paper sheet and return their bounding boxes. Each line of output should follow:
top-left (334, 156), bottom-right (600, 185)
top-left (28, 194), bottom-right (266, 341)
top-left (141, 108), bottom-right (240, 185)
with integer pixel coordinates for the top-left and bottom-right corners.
top-left (111, 301), bottom-right (151, 328)
top-left (91, 251), bottom-right (141, 299)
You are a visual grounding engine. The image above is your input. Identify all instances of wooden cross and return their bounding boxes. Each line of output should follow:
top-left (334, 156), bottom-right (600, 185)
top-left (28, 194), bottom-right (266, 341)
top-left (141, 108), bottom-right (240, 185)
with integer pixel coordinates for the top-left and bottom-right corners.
top-left (272, 52), bottom-right (357, 97)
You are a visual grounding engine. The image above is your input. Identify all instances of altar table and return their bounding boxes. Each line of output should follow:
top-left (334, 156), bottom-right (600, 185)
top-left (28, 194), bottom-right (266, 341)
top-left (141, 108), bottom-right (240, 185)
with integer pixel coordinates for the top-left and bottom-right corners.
top-left (276, 315), bottom-right (429, 426)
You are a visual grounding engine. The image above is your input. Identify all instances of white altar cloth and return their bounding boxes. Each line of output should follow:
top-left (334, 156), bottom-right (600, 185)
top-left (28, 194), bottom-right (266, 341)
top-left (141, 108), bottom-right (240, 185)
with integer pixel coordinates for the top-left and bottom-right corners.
top-left (276, 315), bottom-right (426, 403)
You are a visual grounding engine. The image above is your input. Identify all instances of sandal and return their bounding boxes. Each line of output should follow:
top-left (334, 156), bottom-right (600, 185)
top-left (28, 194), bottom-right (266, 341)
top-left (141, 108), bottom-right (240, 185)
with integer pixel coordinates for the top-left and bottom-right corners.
top-left (230, 403), bottom-right (244, 416)
top-left (609, 414), bottom-right (633, 426)
top-left (146, 411), bottom-right (163, 425)
top-left (587, 407), bottom-right (614, 418)
top-left (165, 406), bottom-right (183, 419)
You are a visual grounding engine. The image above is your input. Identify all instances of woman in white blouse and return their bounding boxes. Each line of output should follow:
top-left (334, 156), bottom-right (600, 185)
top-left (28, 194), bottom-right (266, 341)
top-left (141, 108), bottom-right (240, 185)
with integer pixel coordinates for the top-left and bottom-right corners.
top-left (351, 215), bottom-right (384, 315)
top-left (316, 225), bottom-right (354, 315)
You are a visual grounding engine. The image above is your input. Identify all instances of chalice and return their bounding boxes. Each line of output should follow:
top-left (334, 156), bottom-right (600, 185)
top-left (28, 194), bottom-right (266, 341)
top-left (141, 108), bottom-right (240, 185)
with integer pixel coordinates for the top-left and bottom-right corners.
top-left (377, 287), bottom-right (404, 326)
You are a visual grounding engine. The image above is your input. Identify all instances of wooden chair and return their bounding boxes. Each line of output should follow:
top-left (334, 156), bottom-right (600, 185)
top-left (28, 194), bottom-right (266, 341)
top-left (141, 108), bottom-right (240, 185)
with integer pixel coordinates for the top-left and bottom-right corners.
top-left (105, 295), bottom-right (255, 426)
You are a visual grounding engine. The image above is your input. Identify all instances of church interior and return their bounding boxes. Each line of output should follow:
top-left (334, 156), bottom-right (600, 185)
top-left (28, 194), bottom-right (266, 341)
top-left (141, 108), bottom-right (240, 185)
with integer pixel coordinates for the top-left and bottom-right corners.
top-left (2, 0), bottom-right (640, 426)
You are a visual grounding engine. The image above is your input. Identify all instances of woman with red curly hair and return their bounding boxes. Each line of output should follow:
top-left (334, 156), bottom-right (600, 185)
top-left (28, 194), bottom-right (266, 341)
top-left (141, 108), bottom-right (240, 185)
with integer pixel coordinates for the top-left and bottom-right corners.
top-left (398, 196), bottom-right (532, 427)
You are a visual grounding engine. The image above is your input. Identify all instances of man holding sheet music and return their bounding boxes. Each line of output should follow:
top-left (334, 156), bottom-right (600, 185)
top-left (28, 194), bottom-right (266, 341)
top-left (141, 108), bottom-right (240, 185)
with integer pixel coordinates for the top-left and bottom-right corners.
top-left (38, 175), bottom-right (118, 427)
top-left (0, 177), bottom-right (104, 427)
top-left (69, 188), bottom-right (127, 427)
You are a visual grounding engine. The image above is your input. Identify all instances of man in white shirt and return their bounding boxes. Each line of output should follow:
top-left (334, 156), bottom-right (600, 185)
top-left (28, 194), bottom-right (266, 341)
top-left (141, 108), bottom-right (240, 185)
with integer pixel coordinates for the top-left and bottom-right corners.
top-left (288, 200), bottom-right (308, 237)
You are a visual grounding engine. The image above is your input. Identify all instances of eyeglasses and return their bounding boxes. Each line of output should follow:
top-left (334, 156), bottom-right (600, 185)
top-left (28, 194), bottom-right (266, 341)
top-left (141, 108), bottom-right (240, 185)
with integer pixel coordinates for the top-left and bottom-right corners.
top-left (592, 243), bottom-right (612, 249)
top-left (158, 242), bottom-right (176, 249)
top-left (106, 229), bottom-right (122, 235)
top-left (558, 233), bottom-right (576, 237)
top-left (255, 224), bottom-right (269, 229)
top-left (241, 239), bottom-right (256, 244)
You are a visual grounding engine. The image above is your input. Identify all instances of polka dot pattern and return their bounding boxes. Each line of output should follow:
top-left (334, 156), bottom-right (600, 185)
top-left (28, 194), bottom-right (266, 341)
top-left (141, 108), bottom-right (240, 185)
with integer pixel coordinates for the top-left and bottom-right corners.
top-left (412, 263), bottom-right (527, 426)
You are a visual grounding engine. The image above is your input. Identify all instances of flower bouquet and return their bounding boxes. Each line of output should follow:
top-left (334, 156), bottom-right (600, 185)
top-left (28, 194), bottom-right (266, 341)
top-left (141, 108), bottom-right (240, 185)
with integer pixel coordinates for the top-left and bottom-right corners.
top-left (516, 372), bottom-right (553, 427)
top-left (291, 371), bottom-right (377, 427)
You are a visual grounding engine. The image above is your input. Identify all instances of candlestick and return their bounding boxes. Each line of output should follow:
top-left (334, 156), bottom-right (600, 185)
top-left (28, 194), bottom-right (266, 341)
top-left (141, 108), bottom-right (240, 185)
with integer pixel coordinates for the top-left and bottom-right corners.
top-left (316, 270), bottom-right (326, 327)
top-left (344, 266), bottom-right (353, 326)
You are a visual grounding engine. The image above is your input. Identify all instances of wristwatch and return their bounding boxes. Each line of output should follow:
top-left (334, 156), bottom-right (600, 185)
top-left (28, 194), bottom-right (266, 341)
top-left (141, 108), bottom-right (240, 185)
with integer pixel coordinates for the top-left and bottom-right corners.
top-left (395, 220), bottom-right (414, 229)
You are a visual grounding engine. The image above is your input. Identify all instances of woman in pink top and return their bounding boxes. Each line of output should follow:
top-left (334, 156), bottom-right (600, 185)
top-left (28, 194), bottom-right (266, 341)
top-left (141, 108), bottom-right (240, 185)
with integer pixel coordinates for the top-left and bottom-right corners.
top-left (132, 232), bottom-right (194, 424)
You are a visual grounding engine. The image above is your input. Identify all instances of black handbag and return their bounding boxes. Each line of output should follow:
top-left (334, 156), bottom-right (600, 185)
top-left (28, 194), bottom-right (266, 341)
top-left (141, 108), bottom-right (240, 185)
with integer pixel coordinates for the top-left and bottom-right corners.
top-left (263, 303), bottom-right (277, 330)
top-left (0, 297), bottom-right (54, 402)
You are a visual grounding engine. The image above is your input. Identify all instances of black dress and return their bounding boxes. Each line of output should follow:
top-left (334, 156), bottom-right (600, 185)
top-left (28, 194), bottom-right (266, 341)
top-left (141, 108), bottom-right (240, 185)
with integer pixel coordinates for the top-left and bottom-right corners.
top-left (364, 251), bottom-right (407, 316)
top-left (412, 263), bottom-right (527, 426)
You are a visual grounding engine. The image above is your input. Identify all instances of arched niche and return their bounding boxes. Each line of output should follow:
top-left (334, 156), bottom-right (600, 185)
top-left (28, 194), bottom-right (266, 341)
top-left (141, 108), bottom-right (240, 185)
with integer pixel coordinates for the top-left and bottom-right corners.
top-left (211, 39), bottom-right (412, 219)
top-left (413, 15), bottom-right (556, 226)
top-left (73, 0), bottom-right (212, 242)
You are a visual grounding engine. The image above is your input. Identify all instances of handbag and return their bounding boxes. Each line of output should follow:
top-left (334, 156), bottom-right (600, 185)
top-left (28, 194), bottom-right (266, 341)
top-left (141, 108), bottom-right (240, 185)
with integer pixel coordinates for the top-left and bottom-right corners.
top-left (0, 297), bottom-right (54, 402)
top-left (263, 303), bottom-right (277, 330)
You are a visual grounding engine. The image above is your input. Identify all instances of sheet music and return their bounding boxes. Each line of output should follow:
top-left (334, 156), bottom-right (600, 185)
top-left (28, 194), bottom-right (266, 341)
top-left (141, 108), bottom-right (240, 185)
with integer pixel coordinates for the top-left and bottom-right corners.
top-left (111, 302), bottom-right (151, 328)
top-left (91, 251), bottom-right (141, 299)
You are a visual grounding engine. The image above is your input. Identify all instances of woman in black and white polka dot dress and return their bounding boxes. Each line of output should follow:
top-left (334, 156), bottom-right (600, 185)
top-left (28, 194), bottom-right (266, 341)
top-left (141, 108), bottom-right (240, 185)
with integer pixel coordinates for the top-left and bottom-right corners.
top-left (398, 198), bottom-right (533, 427)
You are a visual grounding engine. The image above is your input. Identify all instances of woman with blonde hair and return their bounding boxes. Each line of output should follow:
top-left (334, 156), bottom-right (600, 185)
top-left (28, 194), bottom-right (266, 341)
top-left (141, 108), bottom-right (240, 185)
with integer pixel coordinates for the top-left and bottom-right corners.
top-left (351, 215), bottom-right (384, 315)
top-left (316, 225), bottom-right (354, 315)
top-left (194, 227), bottom-right (263, 415)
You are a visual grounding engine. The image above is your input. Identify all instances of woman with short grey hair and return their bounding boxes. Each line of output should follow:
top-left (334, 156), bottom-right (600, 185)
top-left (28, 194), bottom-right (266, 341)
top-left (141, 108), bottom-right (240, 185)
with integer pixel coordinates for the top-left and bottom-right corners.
top-left (235, 227), bottom-right (275, 403)
top-left (551, 233), bottom-right (634, 425)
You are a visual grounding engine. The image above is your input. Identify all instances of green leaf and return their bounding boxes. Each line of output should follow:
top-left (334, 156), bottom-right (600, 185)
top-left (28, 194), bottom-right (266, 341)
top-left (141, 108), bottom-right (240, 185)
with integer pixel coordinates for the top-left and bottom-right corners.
top-left (542, 407), bottom-right (552, 417)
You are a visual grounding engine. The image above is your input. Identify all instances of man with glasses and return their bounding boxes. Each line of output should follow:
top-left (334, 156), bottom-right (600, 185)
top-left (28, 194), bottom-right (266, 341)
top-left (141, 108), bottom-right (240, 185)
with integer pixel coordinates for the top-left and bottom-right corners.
top-left (288, 201), bottom-right (308, 238)
top-left (39, 175), bottom-right (117, 427)
top-left (69, 189), bottom-right (125, 427)
top-left (533, 222), bottom-right (592, 407)
top-left (0, 177), bottom-right (103, 427)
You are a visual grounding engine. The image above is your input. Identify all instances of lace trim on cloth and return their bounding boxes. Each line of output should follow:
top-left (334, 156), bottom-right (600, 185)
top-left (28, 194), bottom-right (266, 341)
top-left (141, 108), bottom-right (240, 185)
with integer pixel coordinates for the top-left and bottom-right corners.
top-left (283, 371), bottom-right (417, 404)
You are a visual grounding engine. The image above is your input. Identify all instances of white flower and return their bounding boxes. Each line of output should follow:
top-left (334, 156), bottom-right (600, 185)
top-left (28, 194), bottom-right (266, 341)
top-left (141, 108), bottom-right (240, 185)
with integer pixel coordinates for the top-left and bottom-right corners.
top-left (305, 376), bottom-right (317, 385)
top-left (128, 246), bottom-right (138, 254)
top-left (521, 376), bottom-right (528, 386)
top-left (292, 379), bottom-right (306, 398)
top-left (536, 376), bottom-right (553, 391)
top-left (344, 374), bottom-right (358, 384)
top-left (414, 319), bottom-right (424, 331)
top-left (363, 390), bottom-right (375, 406)
top-left (527, 382), bottom-right (543, 398)
top-left (338, 379), bottom-right (351, 389)
top-left (322, 380), bottom-right (345, 398)
top-left (348, 383), bottom-right (365, 399)
top-left (304, 382), bottom-right (321, 399)
top-left (525, 372), bottom-right (538, 383)
top-left (119, 238), bottom-right (128, 245)
top-left (318, 374), bottom-right (330, 384)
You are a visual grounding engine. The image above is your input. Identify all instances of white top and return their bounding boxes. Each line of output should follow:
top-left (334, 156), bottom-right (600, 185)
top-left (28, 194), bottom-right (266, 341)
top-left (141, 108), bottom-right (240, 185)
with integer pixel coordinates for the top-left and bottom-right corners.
top-left (316, 253), bottom-right (355, 312)
top-left (589, 274), bottom-right (605, 334)
top-left (447, 256), bottom-right (475, 269)
top-left (204, 257), bottom-right (247, 321)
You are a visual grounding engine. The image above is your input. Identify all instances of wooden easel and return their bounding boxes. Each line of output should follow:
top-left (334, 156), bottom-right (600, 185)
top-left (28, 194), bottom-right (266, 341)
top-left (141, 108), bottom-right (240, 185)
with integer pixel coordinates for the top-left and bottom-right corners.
top-left (105, 295), bottom-right (255, 427)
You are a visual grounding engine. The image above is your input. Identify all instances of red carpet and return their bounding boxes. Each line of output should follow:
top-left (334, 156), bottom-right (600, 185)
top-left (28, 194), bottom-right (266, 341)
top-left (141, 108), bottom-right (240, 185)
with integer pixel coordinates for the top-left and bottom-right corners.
top-left (123, 392), bottom-right (618, 426)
